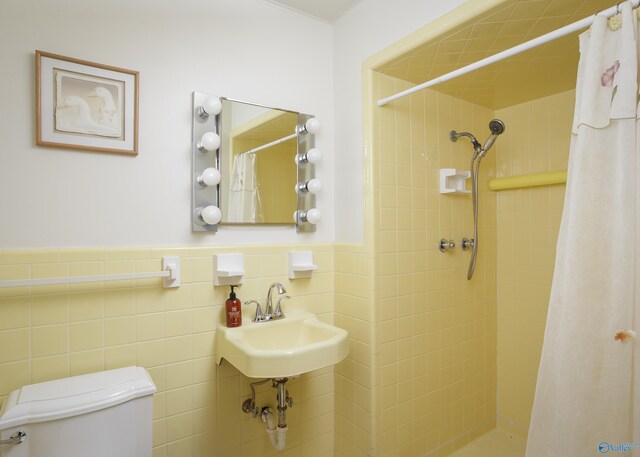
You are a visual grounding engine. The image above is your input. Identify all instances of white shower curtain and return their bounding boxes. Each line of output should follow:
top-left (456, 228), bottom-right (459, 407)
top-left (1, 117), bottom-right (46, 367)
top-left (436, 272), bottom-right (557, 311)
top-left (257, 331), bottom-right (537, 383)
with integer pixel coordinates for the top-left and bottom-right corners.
top-left (227, 153), bottom-right (262, 223)
top-left (526, 3), bottom-right (639, 456)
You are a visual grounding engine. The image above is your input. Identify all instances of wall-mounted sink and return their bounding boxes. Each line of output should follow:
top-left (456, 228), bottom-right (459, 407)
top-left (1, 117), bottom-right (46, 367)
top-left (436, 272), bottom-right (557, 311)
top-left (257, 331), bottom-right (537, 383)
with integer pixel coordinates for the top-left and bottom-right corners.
top-left (215, 309), bottom-right (349, 378)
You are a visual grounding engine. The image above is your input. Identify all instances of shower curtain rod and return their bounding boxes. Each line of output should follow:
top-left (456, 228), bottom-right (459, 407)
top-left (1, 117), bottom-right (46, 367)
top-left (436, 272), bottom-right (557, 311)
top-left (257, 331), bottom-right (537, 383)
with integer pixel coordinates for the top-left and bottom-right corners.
top-left (377, 0), bottom-right (640, 107)
top-left (240, 132), bottom-right (297, 155)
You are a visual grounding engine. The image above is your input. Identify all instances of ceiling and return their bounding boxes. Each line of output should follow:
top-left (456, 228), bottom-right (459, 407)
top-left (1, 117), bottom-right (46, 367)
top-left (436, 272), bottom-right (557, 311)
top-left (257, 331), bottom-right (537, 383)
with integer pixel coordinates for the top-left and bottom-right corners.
top-left (262, 0), bottom-right (362, 23)
top-left (376, 0), bottom-right (618, 109)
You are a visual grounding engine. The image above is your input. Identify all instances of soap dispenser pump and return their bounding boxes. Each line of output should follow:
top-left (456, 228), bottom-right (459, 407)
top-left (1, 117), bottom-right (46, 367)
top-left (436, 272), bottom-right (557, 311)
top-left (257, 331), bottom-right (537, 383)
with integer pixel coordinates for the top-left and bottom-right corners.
top-left (225, 285), bottom-right (242, 327)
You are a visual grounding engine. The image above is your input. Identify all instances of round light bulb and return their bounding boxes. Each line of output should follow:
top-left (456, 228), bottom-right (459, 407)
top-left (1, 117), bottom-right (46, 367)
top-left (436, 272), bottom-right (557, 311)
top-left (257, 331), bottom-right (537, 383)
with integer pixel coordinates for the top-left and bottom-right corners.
top-left (202, 97), bottom-right (222, 116)
top-left (304, 118), bottom-right (320, 134)
top-left (200, 205), bottom-right (222, 225)
top-left (306, 178), bottom-right (322, 194)
top-left (297, 178), bottom-right (322, 194)
top-left (302, 148), bottom-right (322, 164)
top-left (305, 208), bottom-right (322, 224)
top-left (199, 132), bottom-right (220, 152)
top-left (198, 167), bottom-right (221, 187)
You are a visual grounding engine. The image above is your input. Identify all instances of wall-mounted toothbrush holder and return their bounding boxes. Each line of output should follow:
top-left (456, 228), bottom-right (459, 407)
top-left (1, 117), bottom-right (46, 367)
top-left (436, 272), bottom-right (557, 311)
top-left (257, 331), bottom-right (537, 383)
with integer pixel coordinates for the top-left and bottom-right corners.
top-left (213, 253), bottom-right (245, 286)
top-left (288, 251), bottom-right (317, 279)
top-left (440, 168), bottom-right (471, 194)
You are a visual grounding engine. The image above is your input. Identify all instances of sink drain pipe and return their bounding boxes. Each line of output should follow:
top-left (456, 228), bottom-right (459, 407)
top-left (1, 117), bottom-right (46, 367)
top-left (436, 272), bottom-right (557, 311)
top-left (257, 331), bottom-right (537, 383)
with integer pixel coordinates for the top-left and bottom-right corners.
top-left (242, 377), bottom-right (292, 451)
top-left (261, 407), bottom-right (287, 451)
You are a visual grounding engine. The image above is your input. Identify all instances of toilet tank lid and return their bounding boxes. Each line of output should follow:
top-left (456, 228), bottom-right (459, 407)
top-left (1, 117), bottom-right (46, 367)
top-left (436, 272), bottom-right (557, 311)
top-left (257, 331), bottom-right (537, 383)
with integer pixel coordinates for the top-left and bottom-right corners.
top-left (0, 366), bottom-right (156, 430)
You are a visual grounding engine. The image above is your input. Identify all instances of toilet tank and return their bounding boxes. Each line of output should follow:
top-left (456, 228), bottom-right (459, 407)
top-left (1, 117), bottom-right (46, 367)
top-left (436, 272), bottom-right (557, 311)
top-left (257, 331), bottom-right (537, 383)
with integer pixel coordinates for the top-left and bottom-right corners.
top-left (0, 366), bottom-right (156, 457)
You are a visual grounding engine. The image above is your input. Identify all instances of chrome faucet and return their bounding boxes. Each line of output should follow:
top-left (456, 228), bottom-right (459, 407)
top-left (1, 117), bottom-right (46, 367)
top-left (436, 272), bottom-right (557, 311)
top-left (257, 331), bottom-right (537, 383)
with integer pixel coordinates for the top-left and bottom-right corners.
top-left (248, 283), bottom-right (289, 323)
top-left (274, 295), bottom-right (290, 319)
top-left (245, 300), bottom-right (263, 322)
top-left (265, 282), bottom-right (287, 317)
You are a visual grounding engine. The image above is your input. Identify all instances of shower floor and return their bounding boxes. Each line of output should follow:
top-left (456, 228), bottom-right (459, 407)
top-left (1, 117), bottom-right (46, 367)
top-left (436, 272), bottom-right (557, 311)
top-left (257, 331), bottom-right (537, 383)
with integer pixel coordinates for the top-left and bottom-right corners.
top-left (448, 428), bottom-right (526, 457)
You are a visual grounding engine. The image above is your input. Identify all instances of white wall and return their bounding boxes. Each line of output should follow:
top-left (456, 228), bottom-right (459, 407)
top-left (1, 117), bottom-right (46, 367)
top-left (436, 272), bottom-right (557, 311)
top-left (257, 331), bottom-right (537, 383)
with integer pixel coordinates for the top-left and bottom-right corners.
top-left (0, 0), bottom-right (473, 248)
top-left (332, 0), bottom-right (468, 242)
top-left (0, 0), bottom-right (333, 248)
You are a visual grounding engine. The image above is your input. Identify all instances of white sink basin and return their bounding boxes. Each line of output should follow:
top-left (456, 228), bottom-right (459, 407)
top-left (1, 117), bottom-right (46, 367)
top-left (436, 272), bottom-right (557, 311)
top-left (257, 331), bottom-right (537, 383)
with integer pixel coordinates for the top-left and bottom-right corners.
top-left (215, 309), bottom-right (349, 378)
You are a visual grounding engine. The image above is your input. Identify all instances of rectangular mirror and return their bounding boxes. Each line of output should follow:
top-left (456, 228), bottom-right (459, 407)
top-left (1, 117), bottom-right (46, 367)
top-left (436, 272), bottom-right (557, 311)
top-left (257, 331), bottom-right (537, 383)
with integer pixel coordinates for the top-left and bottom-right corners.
top-left (192, 92), bottom-right (318, 233)
top-left (219, 99), bottom-right (299, 225)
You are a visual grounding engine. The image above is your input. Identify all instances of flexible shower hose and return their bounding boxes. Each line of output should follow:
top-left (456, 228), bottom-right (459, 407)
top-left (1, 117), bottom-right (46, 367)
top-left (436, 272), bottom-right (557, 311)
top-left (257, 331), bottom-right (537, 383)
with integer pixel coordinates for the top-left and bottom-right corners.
top-left (467, 152), bottom-right (483, 280)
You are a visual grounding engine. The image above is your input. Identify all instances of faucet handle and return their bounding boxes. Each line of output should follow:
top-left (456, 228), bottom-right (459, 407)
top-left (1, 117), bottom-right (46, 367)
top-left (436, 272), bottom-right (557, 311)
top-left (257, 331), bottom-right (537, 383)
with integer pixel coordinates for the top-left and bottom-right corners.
top-left (274, 295), bottom-right (291, 318)
top-left (245, 300), bottom-right (263, 322)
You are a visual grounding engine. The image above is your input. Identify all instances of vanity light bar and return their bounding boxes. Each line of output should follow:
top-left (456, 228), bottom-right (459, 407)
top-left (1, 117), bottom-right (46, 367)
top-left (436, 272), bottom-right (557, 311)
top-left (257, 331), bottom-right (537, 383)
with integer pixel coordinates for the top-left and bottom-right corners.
top-left (296, 113), bottom-right (319, 233)
top-left (192, 92), bottom-right (222, 232)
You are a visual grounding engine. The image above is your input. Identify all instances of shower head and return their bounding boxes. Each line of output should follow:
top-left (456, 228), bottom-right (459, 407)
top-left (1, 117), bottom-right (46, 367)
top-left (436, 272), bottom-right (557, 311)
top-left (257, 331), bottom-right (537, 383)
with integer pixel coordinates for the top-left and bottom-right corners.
top-left (479, 119), bottom-right (505, 157)
top-left (488, 119), bottom-right (505, 135)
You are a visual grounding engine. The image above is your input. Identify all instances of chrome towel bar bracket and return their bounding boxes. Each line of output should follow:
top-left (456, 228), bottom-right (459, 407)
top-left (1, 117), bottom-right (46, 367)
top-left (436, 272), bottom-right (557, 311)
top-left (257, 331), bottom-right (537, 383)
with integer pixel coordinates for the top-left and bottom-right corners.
top-left (0, 430), bottom-right (26, 445)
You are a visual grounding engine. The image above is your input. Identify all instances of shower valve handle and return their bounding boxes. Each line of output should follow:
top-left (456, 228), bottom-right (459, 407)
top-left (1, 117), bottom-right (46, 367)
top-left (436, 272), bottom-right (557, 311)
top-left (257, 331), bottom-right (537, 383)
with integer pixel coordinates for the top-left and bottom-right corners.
top-left (461, 238), bottom-right (475, 251)
top-left (439, 239), bottom-right (456, 252)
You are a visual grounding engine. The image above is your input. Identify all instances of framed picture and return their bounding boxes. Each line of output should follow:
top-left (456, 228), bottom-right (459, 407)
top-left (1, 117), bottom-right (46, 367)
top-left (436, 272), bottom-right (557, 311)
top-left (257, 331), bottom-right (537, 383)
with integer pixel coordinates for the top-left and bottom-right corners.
top-left (36, 50), bottom-right (139, 155)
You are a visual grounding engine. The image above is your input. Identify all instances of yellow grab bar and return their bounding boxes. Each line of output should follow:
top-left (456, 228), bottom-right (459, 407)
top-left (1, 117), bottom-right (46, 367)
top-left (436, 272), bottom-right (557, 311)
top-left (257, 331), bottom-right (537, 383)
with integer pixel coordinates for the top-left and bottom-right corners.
top-left (489, 170), bottom-right (567, 191)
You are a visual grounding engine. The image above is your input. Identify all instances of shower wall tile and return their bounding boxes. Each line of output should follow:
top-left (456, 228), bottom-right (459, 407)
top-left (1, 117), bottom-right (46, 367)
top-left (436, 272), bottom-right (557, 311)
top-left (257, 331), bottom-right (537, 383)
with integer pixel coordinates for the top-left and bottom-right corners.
top-left (0, 243), bottom-right (335, 457)
top-left (334, 243), bottom-right (374, 457)
top-left (494, 89), bottom-right (574, 439)
top-left (368, 72), bottom-right (497, 457)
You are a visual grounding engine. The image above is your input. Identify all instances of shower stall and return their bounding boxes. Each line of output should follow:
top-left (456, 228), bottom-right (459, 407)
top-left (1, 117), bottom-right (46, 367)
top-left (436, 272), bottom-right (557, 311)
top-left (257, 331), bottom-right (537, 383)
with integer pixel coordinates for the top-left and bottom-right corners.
top-left (333, 1), bottom-right (627, 456)
top-left (335, 75), bottom-right (572, 457)
top-left (358, 73), bottom-right (573, 457)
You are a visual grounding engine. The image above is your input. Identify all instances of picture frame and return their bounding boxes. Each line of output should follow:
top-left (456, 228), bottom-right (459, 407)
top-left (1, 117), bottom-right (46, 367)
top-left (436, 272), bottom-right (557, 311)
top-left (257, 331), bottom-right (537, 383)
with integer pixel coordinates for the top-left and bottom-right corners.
top-left (36, 50), bottom-right (139, 155)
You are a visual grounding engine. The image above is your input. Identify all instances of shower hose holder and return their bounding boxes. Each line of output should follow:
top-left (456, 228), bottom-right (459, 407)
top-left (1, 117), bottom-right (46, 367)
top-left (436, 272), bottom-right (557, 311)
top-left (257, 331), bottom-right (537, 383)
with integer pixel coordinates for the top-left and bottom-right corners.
top-left (440, 168), bottom-right (471, 194)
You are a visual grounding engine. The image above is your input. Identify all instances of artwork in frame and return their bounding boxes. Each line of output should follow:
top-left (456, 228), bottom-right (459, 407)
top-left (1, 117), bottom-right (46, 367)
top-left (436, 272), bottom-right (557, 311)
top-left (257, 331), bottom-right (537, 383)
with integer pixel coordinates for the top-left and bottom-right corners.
top-left (36, 50), bottom-right (139, 155)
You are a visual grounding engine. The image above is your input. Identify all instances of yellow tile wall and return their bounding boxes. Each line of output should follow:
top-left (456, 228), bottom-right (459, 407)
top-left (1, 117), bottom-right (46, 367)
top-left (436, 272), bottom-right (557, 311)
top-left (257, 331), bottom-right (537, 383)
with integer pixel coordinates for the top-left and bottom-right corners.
top-left (493, 89), bottom-right (573, 439)
top-left (334, 243), bottom-right (375, 457)
top-left (364, 72), bottom-right (498, 457)
top-left (0, 244), bottom-right (335, 457)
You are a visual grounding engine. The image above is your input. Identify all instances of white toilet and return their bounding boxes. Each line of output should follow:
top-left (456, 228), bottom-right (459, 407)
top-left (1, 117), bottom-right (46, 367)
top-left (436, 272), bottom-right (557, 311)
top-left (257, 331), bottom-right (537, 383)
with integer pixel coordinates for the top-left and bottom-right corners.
top-left (0, 366), bottom-right (156, 457)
